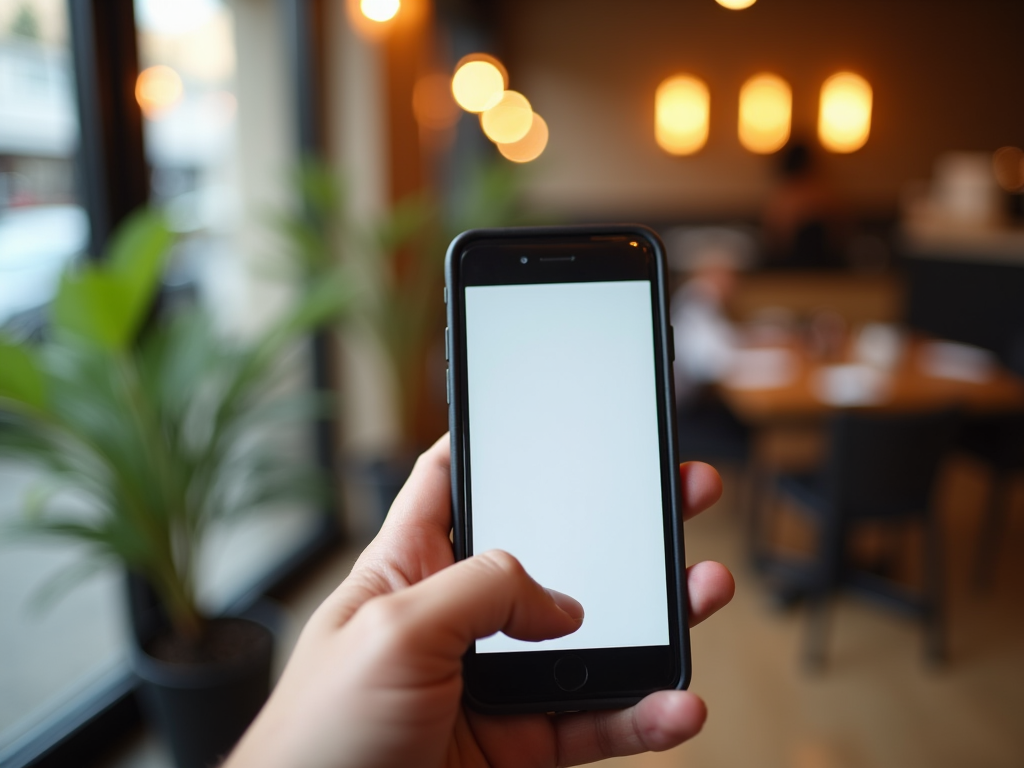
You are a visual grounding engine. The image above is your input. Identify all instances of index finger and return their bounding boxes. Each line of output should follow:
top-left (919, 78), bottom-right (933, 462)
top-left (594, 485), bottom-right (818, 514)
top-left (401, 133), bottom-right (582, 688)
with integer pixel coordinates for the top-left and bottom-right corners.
top-left (377, 432), bottom-right (453, 536)
top-left (680, 461), bottom-right (723, 521)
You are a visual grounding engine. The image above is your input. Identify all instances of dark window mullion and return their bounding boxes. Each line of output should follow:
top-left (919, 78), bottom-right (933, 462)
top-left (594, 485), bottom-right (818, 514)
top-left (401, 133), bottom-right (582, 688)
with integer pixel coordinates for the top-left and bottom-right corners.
top-left (68, 0), bottom-right (148, 259)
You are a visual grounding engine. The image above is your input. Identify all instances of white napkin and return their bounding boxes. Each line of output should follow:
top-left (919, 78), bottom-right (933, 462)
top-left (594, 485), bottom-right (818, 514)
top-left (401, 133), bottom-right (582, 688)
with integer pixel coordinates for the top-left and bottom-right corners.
top-left (918, 340), bottom-right (996, 384)
top-left (813, 364), bottom-right (891, 406)
top-left (725, 348), bottom-right (798, 390)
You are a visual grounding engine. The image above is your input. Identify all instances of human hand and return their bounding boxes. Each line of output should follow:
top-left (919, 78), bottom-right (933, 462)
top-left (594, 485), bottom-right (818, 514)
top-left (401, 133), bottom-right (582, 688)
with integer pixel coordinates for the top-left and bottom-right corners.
top-left (226, 435), bottom-right (734, 768)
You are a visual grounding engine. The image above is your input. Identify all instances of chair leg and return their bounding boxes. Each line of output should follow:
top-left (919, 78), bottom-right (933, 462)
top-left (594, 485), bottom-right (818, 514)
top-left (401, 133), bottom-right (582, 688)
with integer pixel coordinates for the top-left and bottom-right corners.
top-left (973, 471), bottom-right (1011, 591)
top-left (802, 511), bottom-right (845, 673)
top-left (924, 512), bottom-right (946, 666)
top-left (747, 461), bottom-right (773, 573)
top-left (802, 592), bottom-right (830, 673)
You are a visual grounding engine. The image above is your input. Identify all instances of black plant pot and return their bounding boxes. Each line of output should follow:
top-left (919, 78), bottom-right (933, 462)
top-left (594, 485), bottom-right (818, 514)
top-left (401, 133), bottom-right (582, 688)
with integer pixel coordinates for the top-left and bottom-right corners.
top-left (131, 606), bottom-right (276, 768)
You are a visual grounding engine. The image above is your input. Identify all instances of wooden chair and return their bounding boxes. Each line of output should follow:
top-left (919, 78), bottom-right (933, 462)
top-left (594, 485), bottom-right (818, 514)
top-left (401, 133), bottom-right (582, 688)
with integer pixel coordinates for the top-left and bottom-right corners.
top-left (760, 409), bottom-right (959, 671)
top-left (957, 412), bottom-right (1024, 589)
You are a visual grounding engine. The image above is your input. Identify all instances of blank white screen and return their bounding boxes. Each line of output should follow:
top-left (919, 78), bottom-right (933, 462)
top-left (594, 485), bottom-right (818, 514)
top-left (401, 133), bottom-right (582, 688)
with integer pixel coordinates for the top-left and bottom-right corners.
top-left (466, 280), bottom-right (669, 653)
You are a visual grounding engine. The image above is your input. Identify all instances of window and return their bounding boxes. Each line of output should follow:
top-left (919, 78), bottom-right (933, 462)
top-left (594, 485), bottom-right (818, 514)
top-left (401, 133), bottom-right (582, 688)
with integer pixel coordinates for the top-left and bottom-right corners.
top-left (134, 0), bottom-right (326, 611)
top-left (0, 0), bottom-right (124, 754)
top-left (0, 2), bottom-right (340, 762)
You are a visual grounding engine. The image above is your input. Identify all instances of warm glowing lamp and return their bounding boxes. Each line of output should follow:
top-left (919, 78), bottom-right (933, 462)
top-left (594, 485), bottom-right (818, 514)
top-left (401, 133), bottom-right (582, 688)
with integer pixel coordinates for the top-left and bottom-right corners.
top-left (655, 75), bottom-right (709, 156)
top-left (360, 0), bottom-right (399, 22)
top-left (818, 72), bottom-right (872, 153)
top-left (480, 90), bottom-right (533, 144)
top-left (992, 146), bottom-right (1024, 192)
top-left (716, 0), bottom-right (757, 8)
top-left (497, 113), bottom-right (549, 163)
top-left (452, 59), bottom-right (507, 113)
top-left (135, 65), bottom-right (183, 118)
top-left (738, 73), bottom-right (791, 154)
top-left (453, 53), bottom-right (508, 90)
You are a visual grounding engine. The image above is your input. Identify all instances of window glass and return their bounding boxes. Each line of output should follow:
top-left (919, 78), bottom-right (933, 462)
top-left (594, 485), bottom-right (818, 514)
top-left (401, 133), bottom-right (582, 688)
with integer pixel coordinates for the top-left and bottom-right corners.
top-left (0, 0), bottom-right (87, 330)
top-left (0, 0), bottom-right (123, 752)
top-left (133, 0), bottom-right (323, 609)
top-left (0, 0), bottom-right (322, 752)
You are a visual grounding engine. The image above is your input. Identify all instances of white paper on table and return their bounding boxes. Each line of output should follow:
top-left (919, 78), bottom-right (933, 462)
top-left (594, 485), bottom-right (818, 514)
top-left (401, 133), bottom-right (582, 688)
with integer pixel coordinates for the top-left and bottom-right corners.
top-left (724, 347), bottom-right (798, 390)
top-left (853, 323), bottom-right (906, 371)
top-left (813, 364), bottom-right (891, 406)
top-left (918, 340), bottom-right (996, 384)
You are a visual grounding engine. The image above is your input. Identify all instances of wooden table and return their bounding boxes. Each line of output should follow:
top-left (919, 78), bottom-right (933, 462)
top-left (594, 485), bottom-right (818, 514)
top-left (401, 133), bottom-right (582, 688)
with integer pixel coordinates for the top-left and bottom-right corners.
top-left (719, 337), bottom-right (1024, 427)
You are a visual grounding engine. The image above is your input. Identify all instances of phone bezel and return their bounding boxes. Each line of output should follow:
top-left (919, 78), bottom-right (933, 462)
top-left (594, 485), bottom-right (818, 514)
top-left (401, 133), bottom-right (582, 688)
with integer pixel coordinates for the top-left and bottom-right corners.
top-left (445, 225), bottom-right (688, 714)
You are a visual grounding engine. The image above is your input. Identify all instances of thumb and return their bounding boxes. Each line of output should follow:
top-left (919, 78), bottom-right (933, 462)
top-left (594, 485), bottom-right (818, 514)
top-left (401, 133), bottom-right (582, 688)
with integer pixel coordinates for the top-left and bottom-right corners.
top-left (378, 550), bottom-right (584, 660)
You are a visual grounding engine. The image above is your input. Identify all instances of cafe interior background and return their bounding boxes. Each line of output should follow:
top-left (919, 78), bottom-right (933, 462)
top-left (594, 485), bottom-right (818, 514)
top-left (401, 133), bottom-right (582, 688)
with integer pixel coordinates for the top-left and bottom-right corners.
top-left (0, 0), bottom-right (1022, 766)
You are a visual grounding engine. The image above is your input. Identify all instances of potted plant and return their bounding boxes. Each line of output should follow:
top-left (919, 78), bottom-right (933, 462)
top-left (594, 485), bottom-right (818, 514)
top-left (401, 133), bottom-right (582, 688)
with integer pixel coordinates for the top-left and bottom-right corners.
top-left (278, 159), bottom-right (527, 527)
top-left (0, 209), bottom-right (347, 767)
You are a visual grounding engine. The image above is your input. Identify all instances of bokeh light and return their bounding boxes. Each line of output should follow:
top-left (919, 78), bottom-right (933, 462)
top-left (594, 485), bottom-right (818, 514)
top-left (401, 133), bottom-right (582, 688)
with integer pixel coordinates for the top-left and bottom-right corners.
top-left (496, 113), bottom-right (549, 163)
top-left (451, 59), bottom-right (506, 113)
top-left (655, 74), bottom-right (710, 156)
top-left (818, 72), bottom-right (872, 153)
top-left (992, 146), bottom-right (1024, 192)
top-left (716, 0), bottom-right (757, 8)
top-left (480, 90), bottom-right (533, 144)
top-left (413, 73), bottom-right (461, 130)
top-left (738, 73), bottom-right (791, 154)
top-left (360, 0), bottom-right (400, 22)
top-left (453, 53), bottom-right (509, 90)
top-left (135, 65), bottom-right (184, 118)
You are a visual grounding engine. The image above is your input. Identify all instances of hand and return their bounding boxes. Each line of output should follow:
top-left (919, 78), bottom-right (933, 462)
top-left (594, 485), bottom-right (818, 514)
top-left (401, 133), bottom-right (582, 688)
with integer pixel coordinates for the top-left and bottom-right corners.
top-left (226, 435), bottom-right (734, 768)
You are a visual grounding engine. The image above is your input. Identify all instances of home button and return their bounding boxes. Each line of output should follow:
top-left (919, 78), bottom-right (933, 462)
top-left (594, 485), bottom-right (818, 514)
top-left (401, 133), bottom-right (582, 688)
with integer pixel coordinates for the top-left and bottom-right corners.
top-left (553, 655), bottom-right (588, 692)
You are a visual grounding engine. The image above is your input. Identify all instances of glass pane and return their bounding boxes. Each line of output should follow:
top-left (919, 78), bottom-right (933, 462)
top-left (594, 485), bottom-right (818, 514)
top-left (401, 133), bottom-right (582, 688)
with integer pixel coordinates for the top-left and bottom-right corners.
top-left (0, 0), bottom-right (123, 752)
top-left (0, 0), bottom-right (87, 329)
top-left (0, 0), bottom-right (322, 753)
top-left (133, 0), bottom-right (323, 610)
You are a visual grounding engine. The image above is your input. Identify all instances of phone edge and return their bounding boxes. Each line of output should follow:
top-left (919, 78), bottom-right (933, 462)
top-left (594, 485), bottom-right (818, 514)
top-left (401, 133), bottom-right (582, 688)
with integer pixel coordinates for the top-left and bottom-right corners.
top-left (444, 224), bottom-right (691, 713)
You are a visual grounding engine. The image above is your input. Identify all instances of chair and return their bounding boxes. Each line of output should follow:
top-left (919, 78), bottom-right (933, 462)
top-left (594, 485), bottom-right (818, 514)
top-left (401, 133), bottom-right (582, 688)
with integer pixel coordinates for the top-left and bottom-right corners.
top-left (956, 412), bottom-right (1024, 588)
top-left (759, 409), bottom-right (959, 670)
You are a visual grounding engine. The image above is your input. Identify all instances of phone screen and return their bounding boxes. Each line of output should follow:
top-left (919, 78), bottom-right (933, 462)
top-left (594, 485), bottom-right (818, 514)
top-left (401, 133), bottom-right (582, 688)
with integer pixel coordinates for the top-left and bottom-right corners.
top-left (465, 279), bottom-right (670, 653)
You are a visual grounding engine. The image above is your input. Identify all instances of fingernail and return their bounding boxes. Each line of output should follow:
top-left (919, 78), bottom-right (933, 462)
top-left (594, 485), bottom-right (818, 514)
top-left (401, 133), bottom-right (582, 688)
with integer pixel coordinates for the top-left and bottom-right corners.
top-left (546, 588), bottom-right (584, 621)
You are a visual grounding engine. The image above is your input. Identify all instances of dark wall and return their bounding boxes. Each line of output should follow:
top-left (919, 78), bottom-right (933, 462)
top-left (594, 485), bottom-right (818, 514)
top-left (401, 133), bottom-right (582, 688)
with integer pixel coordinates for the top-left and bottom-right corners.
top-left (904, 256), bottom-right (1024, 372)
top-left (498, 0), bottom-right (1024, 220)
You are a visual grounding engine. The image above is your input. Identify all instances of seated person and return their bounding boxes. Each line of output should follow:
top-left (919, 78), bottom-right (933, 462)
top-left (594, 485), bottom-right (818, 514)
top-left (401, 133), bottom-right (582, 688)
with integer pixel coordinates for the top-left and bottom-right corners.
top-left (762, 141), bottom-right (847, 270)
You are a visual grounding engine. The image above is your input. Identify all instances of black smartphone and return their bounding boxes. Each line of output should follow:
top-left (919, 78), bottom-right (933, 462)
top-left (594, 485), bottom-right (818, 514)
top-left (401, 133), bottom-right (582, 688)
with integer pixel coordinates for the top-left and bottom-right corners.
top-left (444, 224), bottom-right (688, 714)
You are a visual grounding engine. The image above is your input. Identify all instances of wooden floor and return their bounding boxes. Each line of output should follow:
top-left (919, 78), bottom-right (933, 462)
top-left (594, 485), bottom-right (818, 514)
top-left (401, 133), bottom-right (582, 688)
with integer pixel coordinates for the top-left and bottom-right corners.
top-left (104, 456), bottom-right (1024, 768)
top-left (599, 457), bottom-right (1024, 768)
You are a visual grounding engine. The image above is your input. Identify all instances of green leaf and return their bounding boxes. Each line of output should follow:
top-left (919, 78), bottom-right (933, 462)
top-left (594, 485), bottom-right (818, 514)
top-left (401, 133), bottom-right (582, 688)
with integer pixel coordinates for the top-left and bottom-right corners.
top-left (0, 340), bottom-right (45, 410)
top-left (51, 270), bottom-right (131, 349)
top-left (51, 210), bottom-right (171, 350)
top-left (107, 208), bottom-right (173, 300)
top-left (296, 157), bottom-right (344, 218)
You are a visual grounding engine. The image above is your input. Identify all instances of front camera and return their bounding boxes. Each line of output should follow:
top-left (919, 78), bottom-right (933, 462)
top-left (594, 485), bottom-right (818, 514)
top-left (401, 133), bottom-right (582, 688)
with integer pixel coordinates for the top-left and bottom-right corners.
top-left (520, 256), bottom-right (528, 264)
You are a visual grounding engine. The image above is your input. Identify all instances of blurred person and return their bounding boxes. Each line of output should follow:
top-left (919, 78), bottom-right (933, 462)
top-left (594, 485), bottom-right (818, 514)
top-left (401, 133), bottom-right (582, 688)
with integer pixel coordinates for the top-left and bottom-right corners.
top-left (225, 435), bottom-right (734, 768)
top-left (671, 259), bottom-right (738, 403)
top-left (670, 243), bottom-right (751, 464)
top-left (762, 141), bottom-right (846, 269)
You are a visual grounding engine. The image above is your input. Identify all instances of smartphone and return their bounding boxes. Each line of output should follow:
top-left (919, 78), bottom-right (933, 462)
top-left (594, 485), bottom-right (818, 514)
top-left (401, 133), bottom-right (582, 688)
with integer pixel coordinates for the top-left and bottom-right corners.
top-left (444, 224), bottom-right (688, 714)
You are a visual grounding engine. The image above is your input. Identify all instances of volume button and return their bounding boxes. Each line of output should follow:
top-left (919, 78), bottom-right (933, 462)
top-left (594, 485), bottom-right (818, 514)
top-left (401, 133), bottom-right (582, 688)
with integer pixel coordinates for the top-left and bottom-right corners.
top-left (445, 327), bottom-right (449, 361)
top-left (445, 368), bottom-right (451, 404)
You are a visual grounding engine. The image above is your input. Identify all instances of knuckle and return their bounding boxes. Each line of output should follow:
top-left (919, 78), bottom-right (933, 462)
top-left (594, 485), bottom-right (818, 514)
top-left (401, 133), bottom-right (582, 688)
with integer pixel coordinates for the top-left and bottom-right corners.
top-left (476, 549), bottom-right (525, 580)
top-left (353, 595), bottom-right (410, 649)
